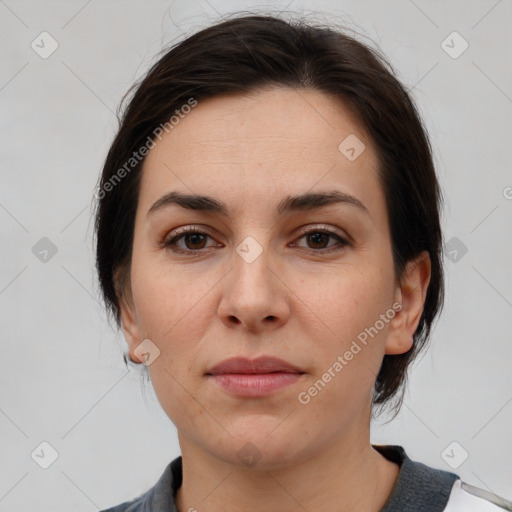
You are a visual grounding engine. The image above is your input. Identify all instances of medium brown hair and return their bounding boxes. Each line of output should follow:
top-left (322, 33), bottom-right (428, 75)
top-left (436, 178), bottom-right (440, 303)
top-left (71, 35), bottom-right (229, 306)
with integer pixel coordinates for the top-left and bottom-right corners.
top-left (93, 13), bottom-right (444, 413)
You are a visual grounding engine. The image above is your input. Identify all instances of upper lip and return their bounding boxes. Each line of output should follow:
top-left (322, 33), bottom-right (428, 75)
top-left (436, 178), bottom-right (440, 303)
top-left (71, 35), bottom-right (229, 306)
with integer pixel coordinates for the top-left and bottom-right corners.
top-left (206, 356), bottom-right (304, 375)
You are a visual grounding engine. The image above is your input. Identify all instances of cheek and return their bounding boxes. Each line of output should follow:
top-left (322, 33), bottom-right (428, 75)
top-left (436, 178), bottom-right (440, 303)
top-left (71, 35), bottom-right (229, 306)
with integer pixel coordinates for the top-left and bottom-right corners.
top-left (294, 262), bottom-right (395, 400)
top-left (130, 250), bottom-right (213, 338)
top-left (293, 273), bottom-right (392, 416)
top-left (129, 252), bottom-right (217, 396)
top-left (149, 360), bottom-right (209, 440)
top-left (300, 264), bottom-right (392, 336)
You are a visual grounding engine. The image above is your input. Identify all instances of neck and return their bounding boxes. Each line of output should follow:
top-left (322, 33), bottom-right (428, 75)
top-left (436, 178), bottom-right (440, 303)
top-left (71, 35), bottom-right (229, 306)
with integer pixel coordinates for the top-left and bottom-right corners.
top-left (175, 420), bottom-right (399, 512)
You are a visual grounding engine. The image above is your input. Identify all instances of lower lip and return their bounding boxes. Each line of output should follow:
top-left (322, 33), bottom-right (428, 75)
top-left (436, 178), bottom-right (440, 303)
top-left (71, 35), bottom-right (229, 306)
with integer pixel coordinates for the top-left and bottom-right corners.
top-left (208, 372), bottom-right (303, 397)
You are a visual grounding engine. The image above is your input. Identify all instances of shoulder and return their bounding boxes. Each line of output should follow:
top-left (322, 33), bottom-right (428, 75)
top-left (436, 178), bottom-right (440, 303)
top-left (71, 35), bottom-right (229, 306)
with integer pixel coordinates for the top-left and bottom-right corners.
top-left (375, 445), bottom-right (511, 512)
top-left (100, 497), bottom-right (144, 512)
top-left (444, 479), bottom-right (512, 511)
top-left (99, 456), bottom-right (182, 512)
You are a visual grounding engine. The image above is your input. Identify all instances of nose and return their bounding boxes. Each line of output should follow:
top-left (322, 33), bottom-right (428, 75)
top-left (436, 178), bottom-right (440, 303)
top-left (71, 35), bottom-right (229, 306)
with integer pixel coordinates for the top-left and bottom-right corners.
top-left (217, 239), bottom-right (291, 334)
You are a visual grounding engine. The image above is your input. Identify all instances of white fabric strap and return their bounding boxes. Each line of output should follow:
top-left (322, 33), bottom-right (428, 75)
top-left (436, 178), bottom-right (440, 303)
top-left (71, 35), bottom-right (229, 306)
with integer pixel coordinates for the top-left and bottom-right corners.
top-left (444, 479), bottom-right (512, 511)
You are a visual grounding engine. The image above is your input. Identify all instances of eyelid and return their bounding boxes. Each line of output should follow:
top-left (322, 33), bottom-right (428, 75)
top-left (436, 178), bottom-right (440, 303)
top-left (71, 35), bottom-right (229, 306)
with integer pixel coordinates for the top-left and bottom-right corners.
top-left (164, 224), bottom-right (214, 240)
top-left (164, 224), bottom-right (346, 240)
top-left (296, 223), bottom-right (343, 235)
top-left (162, 223), bottom-right (350, 254)
top-left (162, 225), bottom-right (218, 245)
top-left (294, 223), bottom-right (350, 242)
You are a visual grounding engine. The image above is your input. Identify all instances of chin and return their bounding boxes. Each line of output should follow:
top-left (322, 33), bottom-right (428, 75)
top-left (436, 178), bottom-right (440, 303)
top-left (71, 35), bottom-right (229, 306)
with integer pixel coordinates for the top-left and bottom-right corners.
top-left (220, 428), bottom-right (311, 472)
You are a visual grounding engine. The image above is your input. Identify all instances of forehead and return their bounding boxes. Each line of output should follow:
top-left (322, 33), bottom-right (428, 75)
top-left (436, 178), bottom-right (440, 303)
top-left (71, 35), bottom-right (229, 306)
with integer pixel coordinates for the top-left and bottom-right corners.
top-left (138, 86), bottom-right (382, 218)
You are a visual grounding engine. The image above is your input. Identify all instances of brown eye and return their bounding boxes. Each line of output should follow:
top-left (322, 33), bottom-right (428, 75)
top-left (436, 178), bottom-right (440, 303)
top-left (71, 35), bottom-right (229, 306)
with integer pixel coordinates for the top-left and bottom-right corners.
top-left (292, 228), bottom-right (350, 252)
top-left (306, 232), bottom-right (331, 249)
top-left (182, 233), bottom-right (208, 250)
top-left (164, 227), bottom-right (219, 254)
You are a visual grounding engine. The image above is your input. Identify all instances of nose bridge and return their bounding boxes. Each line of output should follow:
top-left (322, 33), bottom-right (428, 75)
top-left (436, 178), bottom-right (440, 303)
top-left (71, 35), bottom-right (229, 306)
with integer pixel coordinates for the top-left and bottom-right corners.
top-left (231, 233), bottom-right (273, 300)
top-left (218, 232), bottom-right (289, 331)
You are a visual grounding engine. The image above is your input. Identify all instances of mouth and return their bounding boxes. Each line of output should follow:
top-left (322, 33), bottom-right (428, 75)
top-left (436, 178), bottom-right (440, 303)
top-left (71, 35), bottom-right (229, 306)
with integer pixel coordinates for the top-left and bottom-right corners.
top-left (205, 356), bottom-right (305, 397)
top-left (205, 355), bottom-right (304, 375)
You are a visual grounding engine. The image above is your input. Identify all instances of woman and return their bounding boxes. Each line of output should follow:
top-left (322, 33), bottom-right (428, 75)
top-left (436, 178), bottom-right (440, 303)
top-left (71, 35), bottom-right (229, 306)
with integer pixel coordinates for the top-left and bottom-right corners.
top-left (94, 13), bottom-right (511, 512)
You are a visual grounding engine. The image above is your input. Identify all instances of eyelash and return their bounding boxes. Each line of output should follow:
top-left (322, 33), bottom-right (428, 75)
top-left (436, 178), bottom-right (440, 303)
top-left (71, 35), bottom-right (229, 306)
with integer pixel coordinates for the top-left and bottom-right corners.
top-left (162, 225), bottom-right (350, 255)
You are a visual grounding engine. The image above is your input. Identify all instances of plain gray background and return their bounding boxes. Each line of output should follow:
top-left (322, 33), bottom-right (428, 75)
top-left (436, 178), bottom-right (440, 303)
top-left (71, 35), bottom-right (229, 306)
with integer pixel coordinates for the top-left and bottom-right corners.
top-left (1, 0), bottom-right (511, 510)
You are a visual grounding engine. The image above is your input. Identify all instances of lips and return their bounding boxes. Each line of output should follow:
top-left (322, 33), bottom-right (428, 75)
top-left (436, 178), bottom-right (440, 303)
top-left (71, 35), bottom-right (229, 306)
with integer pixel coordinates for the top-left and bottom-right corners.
top-left (206, 356), bottom-right (304, 375)
top-left (205, 356), bottom-right (305, 397)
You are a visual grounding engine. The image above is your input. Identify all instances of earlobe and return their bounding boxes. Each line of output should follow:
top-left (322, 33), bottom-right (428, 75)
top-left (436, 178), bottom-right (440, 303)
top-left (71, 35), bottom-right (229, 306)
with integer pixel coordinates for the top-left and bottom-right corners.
top-left (385, 251), bottom-right (431, 355)
top-left (114, 269), bottom-right (143, 363)
top-left (119, 298), bottom-right (144, 364)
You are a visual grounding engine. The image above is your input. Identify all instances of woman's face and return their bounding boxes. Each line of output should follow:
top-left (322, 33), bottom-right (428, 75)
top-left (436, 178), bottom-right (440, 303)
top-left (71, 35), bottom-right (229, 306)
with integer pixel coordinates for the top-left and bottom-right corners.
top-left (119, 86), bottom-right (423, 469)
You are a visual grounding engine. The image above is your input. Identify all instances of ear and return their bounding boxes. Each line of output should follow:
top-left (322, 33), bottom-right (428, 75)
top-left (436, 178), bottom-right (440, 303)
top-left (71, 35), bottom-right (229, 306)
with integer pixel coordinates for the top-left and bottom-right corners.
top-left (385, 250), bottom-right (431, 355)
top-left (114, 268), bottom-right (144, 363)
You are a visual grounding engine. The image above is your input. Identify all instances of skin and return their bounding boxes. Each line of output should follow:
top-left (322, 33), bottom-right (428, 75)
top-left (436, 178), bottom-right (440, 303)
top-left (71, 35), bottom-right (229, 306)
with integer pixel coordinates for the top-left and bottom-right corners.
top-left (118, 86), bottom-right (431, 512)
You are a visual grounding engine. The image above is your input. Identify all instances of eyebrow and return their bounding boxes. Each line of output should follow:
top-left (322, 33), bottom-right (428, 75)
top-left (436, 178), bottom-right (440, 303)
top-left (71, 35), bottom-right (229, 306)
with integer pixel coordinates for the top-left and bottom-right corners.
top-left (146, 190), bottom-right (369, 219)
